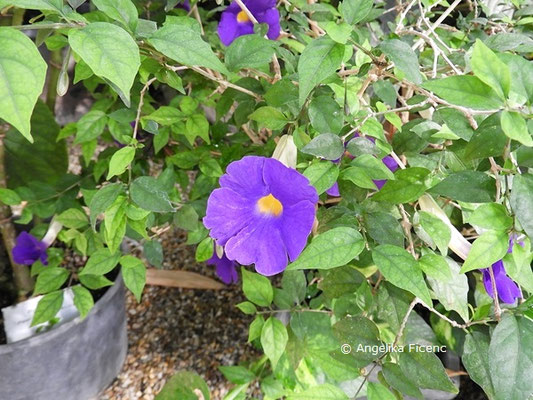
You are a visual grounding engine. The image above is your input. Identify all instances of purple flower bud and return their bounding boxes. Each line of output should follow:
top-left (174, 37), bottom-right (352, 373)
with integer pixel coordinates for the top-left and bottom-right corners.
top-left (206, 247), bottom-right (238, 284)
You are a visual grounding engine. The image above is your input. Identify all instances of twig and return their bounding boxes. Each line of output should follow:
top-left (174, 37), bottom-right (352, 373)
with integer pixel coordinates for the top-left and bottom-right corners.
top-left (399, 204), bottom-right (417, 258)
top-left (412, 0), bottom-right (462, 51)
top-left (488, 266), bottom-right (502, 321)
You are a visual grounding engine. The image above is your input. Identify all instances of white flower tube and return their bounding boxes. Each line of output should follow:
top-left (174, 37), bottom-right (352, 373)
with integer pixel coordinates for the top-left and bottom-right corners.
top-left (272, 135), bottom-right (297, 169)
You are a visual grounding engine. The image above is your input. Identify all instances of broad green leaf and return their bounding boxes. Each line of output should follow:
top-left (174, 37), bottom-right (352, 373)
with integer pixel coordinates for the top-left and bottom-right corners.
top-left (463, 331), bottom-right (495, 399)
top-left (504, 241), bottom-right (533, 293)
top-left (382, 362), bottom-right (423, 399)
top-left (31, 290), bottom-right (63, 326)
top-left (323, 21), bottom-right (353, 44)
top-left (290, 312), bottom-right (338, 351)
top-left (144, 106), bottom-right (183, 125)
top-left (380, 39), bottom-right (422, 84)
top-left (130, 176), bottom-right (176, 213)
top-left (364, 211), bottom-right (404, 247)
top-left (464, 113), bottom-right (507, 161)
top-left (373, 167), bottom-right (430, 204)
top-left (341, 154), bottom-right (395, 190)
top-left (282, 270), bottom-right (307, 305)
top-left (372, 244), bottom-right (432, 305)
top-left (501, 111), bottom-right (533, 147)
top-left (286, 384), bottom-right (348, 400)
top-left (461, 230), bottom-right (509, 273)
top-left (242, 268), bottom-right (273, 307)
top-left (469, 203), bottom-right (513, 231)
top-left (489, 314), bottom-right (533, 400)
top-left (74, 110), bottom-right (107, 144)
top-left (34, 267), bottom-right (69, 295)
top-left (195, 237), bottom-right (213, 262)
top-left (308, 96), bottom-right (343, 134)
top-left (219, 366), bottom-right (256, 385)
top-left (303, 161), bottom-right (339, 195)
top-left (422, 76), bottom-right (503, 110)
top-left (149, 16), bottom-right (227, 74)
top-left (120, 255), bottom-right (146, 302)
top-left (298, 37), bottom-right (344, 106)
top-left (429, 171), bottom-right (496, 203)
top-left (144, 240), bottom-right (164, 268)
top-left (155, 371), bottom-right (210, 400)
top-left (287, 227), bottom-right (364, 271)
top-left (79, 248), bottom-right (121, 276)
top-left (426, 258), bottom-right (469, 321)
top-left (225, 34), bottom-right (276, 71)
top-left (319, 266), bottom-right (365, 299)
top-left (184, 113), bottom-right (210, 144)
top-left (301, 133), bottom-right (344, 160)
top-left (72, 285), bottom-right (94, 318)
top-left (57, 208), bottom-right (89, 229)
top-left (69, 22), bottom-right (140, 106)
top-left (261, 317), bottom-right (288, 369)
top-left (104, 196), bottom-right (127, 253)
top-left (235, 301), bottom-right (257, 315)
top-left (339, 0), bottom-right (372, 24)
top-left (399, 350), bottom-right (458, 393)
top-left (0, 28), bottom-right (47, 142)
top-left (5, 101), bottom-right (68, 187)
top-left (419, 211), bottom-right (451, 255)
top-left (79, 274), bottom-right (114, 290)
top-left (107, 146), bottom-right (135, 179)
top-left (471, 39), bottom-right (510, 99)
top-left (92, 0), bottom-right (138, 32)
top-left (498, 53), bottom-right (533, 105)
top-left (88, 183), bottom-right (124, 229)
top-left (510, 174), bottom-right (533, 239)
top-left (377, 282), bottom-right (413, 332)
top-left (0, 0), bottom-right (63, 12)
top-left (333, 316), bottom-right (382, 367)
top-left (418, 253), bottom-right (452, 281)
top-left (367, 382), bottom-right (395, 400)
top-left (0, 188), bottom-right (21, 205)
top-left (249, 106), bottom-right (288, 130)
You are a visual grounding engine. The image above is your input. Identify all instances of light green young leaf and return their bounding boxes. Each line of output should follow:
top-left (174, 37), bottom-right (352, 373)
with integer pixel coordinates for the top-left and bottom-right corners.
top-left (249, 106), bottom-right (289, 130)
top-left (57, 208), bottom-right (89, 229)
top-left (303, 161), bottom-right (339, 195)
top-left (72, 285), bottom-right (94, 318)
top-left (92, 0), bottom-right (138, 32)
top-left (79, 248), bottom-right (121, 276)
top-left (225, 34), bottom-right (276, 71)
top-left (287, 384), bottom-right (348, 400)
top-left (419, 211), bottom-right (451, 255)
top-left (69, 22), bottom-right (140, 106)
top-left (367, 382), bottom-right (396, 400)
top-left (107, 146), bottom-right (135, 179)
top-left (34, 267), bottom-right (69, 295)
top-left (471, 39), bottom-right (510, 99)
top-left (242, 268), bottom-right (273, 307)
top-left (287, 227), bottom-right (364, 271)
top-left (469, 203), bottom-right (513, 231)
top-left (380, 39), bottom-right (422, 84)
top-left (261, 317), bottom-right (288, 369)
top-left (501, 110), bottom-right (533, 147)
top-left (510, 174), bottom-right (533, 239)
top-left (31, 291), bottom-right (64, 326)
top-left (120, 255), bottom-right (146, 302)
top-left (339, 0), bottom-right (372, 24)
top-left (461, 230), bottom-right (509, 273)
top-left (0, 188), bottom-right (21, 206)
top-left (0, 28), bottom-right (47, 142)
top-left (0, 0), bottom-right (63, 12)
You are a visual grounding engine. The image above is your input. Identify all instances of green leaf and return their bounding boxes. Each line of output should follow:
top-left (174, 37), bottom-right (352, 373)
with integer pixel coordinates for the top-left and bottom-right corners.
top-left (249, 106), bottom-right (288, 130)
top-left (79, 274), bottom-right (114, 290)
top-left (195, 236), bottom-right (213, 262)
top-left (144, 240), bottom-right (164, 268)
top-left (341, 154), bottom-right (395, 189)
top-left (422, 76), bottom-right (503, 110)
top-left (399, 350), bottom-right (458, 393)
top-left (298, 37), bottom-right (344, 106)
top-left (333, 316), bottom-right (383, 366)
top-left (303, 161), bottom-right (339, 195)
top-left (155, 371), bottom-right (210, 400)
top-left (323, 21), bottom-right (353, 44)
top-left (287, 227), bottom-right (364, 271)
top-left (418, 253), bottom-right (452, 281)
top-left (469, 203), bottom-right (513, 231)
top-left (248, 315), bottom-right (265, 343)
top-left (92, 0), bottom-right (138, 32)
top-left (235, 301), bottom-right (257, 315)
top-left (0, 188), bottom-right (21, 205)
top-left (107, 146), bottom-right (135, 179)
top-left (219, 366), bottom-right (256, 385)
top-left (185, 113), bottom-right (210, 144)
top-left (471, 39), bottom-right (510, 99)
top-left (79, 248), bottom-right (121, 276)
top-left (120, 255), bottom-right (146, 302)
top-left (261, 317), bottom-right (288, 369)
top-left (149, 16), bottom-right (227, 74)
top-left (308, 96), bottom-right (343, 134)
top-left (0, 28), bottom-right (47, 142)
top-left (373, 167), bottom-right (429, 204)
top-left (199, 158), bottom-right (223, 178)
top-left (89, 183), bottom-right (124, 229)
top-left (510, 174), bottom-right (533, 239)
top-left (281, 270), bottom-right (307, 305)
top-left (364, 211), bottom-right (404, 247)
top-left (74, 110), bottom-right (108, 144)
top-left (242, 268), bottom-right (273, 307)
top-left (382, 362), bottom-right (423, 399)
top-left (372, 244), bottom-right (432, 305)
top-left (72, 285), bottom-right (94, 318)
top-left (57, 208), bottom-right (89, 229)
top-left (367, 382), bottom-right (395, 400)
top-left (380, 39), bottom-right (422, 84)
top-left (339, 0), bottom-right (372, 24)
top-left (301, 133), bottom-right (344, 160)
top-left (489, 314), bottom-right (533, 400)
top-left (69, 22), bottom-right (140, 106)
top-left (287, 384), bottom-right (348, 400)
top-left (0, 0), bottom-right (63, 12)
top-left (463, 331), bottom-right (495, 399)
top-left (130, 176), bottom-right (176, 213)
top-left (461, 230), bottom-right (509, 273)
top-left (464, 113), bottom-right (507, 161)
top-left (34, 267), bottom-right (69, 295)
top-left (501, 111), bottom-right (533, 147)
top-left (419, 211), bottom-right (451, 255)
top-left (429, 171), bottom-right (496, 203)
top-left (31, 290), bottom-right (63, 326)
top-left (225, 34), bottom-right (276, 71)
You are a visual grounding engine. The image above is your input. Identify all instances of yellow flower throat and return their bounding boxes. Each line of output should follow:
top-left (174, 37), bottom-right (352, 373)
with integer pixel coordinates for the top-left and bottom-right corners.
top-left (237, 11), bottom-right (250, 23)
top-left (257, 194), bottom-right (283, 217)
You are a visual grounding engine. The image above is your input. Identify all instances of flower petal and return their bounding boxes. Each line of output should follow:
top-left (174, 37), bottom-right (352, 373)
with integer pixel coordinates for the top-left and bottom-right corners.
top-left (219, 156), bottom-right (268, 198)
top-left (279, 201), bottom-right (316, 261)
top-left (258, 7), bottom-right (281, 40)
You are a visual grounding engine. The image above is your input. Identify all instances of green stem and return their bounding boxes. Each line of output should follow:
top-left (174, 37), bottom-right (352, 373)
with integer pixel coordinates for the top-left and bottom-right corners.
top-left (46, 47), bottom-right (63, 111)
top-left (10, 22), bottom-right (82, 30)
top-left (11, 8), bottom-right (25, 26)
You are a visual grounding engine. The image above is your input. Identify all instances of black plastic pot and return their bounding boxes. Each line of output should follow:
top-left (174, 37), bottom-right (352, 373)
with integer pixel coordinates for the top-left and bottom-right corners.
top-left (0, 273), bottom-right (127, 400)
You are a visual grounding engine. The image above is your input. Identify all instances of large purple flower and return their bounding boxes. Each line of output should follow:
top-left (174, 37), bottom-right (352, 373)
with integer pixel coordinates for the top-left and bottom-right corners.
top-left (207, 247), bottom-right (239, 284)
top-left (481, 239), bottom-right (521, 304)
top-left (12, 232), bottom-right (48, 265)
top-left (218, 0), bottom-right (281, 46)
top-left (204, 156), bottom-right (318, 276)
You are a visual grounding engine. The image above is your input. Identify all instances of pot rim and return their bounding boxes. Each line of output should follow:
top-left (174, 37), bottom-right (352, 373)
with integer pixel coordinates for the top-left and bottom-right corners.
top-left (0, 270), bottom-right (124, 352)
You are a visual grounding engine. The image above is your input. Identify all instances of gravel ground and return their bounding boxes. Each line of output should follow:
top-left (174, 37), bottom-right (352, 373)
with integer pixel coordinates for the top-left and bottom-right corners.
top-left (100, 230), bottom-right (260, 400)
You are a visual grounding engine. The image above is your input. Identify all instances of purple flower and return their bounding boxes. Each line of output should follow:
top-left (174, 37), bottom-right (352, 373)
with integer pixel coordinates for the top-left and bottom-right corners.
top-left (177, 0), bottom-right (190, 11)
top-left (204, 156), bottom-right (318, 276)
top-left (12, 232), bottom-right (48, 266)
top-left (373, 155), bottom-right (399, 190)
top-left (481, 239), bottom-right (521, 304)
top-left (218, 0), bottom-right (281, 46)
top-left (207, 247), bottom-right (239, 284)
